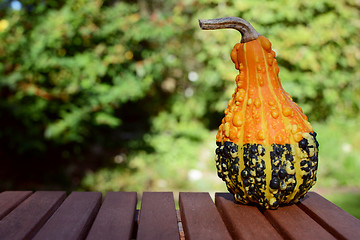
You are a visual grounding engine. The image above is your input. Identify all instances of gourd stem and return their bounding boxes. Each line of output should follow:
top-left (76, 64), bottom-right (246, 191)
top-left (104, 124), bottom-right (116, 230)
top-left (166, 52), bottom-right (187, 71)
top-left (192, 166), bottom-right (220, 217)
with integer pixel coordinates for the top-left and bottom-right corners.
top-left (198, 17), bottom-right (260, 43)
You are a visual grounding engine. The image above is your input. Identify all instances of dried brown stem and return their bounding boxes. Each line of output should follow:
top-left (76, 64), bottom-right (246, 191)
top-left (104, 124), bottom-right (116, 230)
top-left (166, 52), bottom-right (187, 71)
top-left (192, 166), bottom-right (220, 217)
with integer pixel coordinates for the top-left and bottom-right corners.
top-left (198, 17), bottom-right (260, 43)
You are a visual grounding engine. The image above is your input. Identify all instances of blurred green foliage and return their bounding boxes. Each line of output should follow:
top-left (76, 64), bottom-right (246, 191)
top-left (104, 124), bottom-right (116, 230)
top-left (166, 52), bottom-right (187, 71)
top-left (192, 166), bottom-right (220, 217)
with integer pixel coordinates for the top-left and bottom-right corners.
top-left (0, 0), bottom-right (359, 198)
top-left (313, 118), bottom-right (360, 187)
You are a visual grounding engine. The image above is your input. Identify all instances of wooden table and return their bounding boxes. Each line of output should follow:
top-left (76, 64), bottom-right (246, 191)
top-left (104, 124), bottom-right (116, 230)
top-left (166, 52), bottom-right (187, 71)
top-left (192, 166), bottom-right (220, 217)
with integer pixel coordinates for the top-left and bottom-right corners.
top-left (0, 191), bottom-right (359, 240)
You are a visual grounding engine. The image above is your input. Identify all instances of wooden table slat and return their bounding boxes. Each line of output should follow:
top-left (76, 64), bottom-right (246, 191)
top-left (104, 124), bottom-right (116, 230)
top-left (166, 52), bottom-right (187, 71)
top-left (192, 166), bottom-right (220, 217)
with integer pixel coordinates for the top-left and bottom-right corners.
top-left (215, 193), bottom-right (283, 240)
top-left (1, 190), bottom-right (359, 239)
top-left (0, 191), bottom-right (66, 240)
top-left (179, 192), bottom-right (232, 240)
top-left (32, 191), bottom-right (102, 240)
top-left (137, 192), bottom-right (179, 240)
top-left (298, 192), bottom-right (360, 240)
top-left (86, 191), bottom-right (137, 240)
top-left (0, 191), bottom-right (32, 220)
top-left (264, 203), bottom-right (337, 240)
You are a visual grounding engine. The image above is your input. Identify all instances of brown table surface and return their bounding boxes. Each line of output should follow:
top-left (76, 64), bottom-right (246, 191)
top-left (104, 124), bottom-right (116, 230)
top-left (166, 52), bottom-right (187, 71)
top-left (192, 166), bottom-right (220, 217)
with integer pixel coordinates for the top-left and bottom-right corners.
top-left (0, 191), bottom-right (359, 240)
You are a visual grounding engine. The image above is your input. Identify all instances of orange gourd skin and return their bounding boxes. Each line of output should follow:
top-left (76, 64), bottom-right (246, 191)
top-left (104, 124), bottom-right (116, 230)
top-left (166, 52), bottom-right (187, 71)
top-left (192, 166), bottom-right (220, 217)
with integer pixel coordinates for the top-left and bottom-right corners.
top-left (215, 36), bottom-right (319, 209)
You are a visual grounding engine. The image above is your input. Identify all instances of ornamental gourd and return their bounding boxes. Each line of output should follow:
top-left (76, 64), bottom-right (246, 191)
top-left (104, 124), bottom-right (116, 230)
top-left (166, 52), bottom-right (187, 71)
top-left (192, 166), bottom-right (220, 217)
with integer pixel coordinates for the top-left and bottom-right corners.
top-left (199, 17), bottom-right (319, 209)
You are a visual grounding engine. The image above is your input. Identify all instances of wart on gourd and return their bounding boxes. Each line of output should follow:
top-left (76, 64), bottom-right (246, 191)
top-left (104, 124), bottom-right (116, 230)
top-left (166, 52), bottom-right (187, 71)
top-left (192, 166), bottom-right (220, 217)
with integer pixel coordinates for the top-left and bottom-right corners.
top-left (199, 17), bottom-right (319, 209)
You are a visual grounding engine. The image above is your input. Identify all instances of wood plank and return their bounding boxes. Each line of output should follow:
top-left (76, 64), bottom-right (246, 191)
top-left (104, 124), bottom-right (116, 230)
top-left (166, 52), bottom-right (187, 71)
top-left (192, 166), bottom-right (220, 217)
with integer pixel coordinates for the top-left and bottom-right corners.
top-left (215, 193), bottom-right (283, 240)
top-left (179, 192), bottom-right (232, 240)
top-left (0, 191), bottom-right (32, 220)
top-left (0, 191), bottom-right (66, 240)
top-left (137, 192), bottom-right (179, 240)
top-left (32, 191), bottom-right (101, 240)
top-left (298, 191), bottom-right (360, 240)
top-left (86, 192), bottom-right (137, 240)
top-left (264, 203), bottom-right (336, 240)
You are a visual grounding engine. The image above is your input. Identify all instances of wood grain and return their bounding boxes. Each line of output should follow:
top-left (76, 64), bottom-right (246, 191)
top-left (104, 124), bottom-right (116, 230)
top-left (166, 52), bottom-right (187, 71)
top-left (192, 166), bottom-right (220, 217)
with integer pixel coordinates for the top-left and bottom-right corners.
top-left (86, 191), bottom-right (137, 240)
top-left (32, 192), bottom-right (101, 240)
top-left (137, 192), bottom-right (179, 240)
top-left (264, 203), bottom-right (336, 240)
top-left (215, 193), bottom-right (283, 240)
top-left (179, 192), bottom-right (232, 240)
top-left (0, 191), bottom-right (66, 240)
top-left (0, 191), bottom-right (32, 220)
top-left (298, 192), bottom-right (360, 240)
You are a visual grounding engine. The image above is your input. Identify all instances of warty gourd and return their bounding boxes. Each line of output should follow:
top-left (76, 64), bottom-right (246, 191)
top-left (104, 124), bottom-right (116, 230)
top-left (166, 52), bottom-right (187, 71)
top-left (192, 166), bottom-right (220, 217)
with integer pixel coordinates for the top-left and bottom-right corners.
top-left (199, 17), bottom-right (319, 209)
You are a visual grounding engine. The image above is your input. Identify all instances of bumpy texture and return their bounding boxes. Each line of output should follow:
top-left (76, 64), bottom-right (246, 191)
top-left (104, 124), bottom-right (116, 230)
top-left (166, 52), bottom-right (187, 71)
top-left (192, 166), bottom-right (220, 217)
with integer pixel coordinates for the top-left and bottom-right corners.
top-left (215, 36), bottom-right (319, 209)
